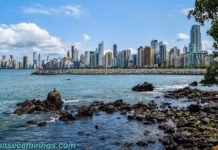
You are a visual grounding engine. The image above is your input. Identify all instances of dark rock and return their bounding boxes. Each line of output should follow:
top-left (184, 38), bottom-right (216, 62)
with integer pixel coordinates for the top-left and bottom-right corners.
top-left (132, 82), bottom-right (154, 92)
top-left (144, 130), bottom-right (150, 136)
top-left (37, 121), bottom-right (46, 127)
top-left (47, 89), bottom-right (63, 110)
top-left (189, 81), bottom-right (198, 86)
top-left (188, 104), bottom-right (201, 112)
top-left (26, 120), bottom-right (37, 126)
top-left (78, 131), bottom-right (85, 136)
top-left (135, 114), bottom-right (144, 122)
top-left (158, 124), bottom-right (175, 133)
top-left (127, 114), bottom-right (135, 120)
top-left (177, 117), bottom-right (189, 128)
top-left (136, 141), bottom-right (148, 146)
top-left (103, 105), bottom-right (115, 113)
top-left (147, 139), bottom-right (155, 143)
top-left (59, 110), bottom-right (76, 121)
top-left (95, 125), bottom-right (99, 129)
top-left (77, 106), bottom-right (94, 117)
top-left (201, 117), bottom-right (210, 124)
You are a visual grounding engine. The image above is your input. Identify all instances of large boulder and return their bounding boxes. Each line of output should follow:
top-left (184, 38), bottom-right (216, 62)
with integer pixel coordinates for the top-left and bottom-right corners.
top-left (47, 89), bottom-right (63, 110)
top-left (132, 82), bottom-right (154, 92)
top-left (189, 81), bottom-right (198, 86)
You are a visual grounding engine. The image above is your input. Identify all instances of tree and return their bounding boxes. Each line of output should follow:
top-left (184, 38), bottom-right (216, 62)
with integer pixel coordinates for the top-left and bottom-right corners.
top-left (188, 0), bottom-right (218, 48)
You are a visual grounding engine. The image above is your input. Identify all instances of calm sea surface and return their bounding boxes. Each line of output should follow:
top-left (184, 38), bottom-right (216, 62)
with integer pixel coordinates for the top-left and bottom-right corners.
top-left (0, 70), bottom-right (217, 149)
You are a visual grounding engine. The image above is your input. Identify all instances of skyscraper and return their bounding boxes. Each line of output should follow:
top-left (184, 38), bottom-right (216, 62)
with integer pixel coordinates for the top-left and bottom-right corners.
top-left (159, 42), bottom-right (167, 66)
top-left (105, 51), bottom-right (112, 67)
top-left (84, 51), bottom-right (90, 66)
top-left (189, 25), bottom-right (202, 66)
top-left (151, 40), bottom-right (159, 65)
top-left (98, 41), bottom-right (104, 66)
top-left (23, 56), bottom-right (29, 69)
top-left (71, 46), bottom-right (78, 62)
top-left (113, 44), bottom-right (118, 58)
top-left (33, 52), bottom-right (37, 69)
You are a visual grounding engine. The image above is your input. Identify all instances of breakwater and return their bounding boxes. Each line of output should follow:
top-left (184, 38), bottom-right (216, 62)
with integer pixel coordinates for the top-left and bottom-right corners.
top-left (32, 69), bottom-right (206, 75)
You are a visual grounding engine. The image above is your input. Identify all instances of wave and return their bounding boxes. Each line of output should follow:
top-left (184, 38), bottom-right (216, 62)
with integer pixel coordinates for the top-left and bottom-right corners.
top-left (62, 99), bottom-right (80, 103)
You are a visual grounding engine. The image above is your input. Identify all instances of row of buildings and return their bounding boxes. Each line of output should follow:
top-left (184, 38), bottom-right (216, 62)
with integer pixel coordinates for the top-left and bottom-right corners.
top-left (0, 25), bottom-right (217, 69)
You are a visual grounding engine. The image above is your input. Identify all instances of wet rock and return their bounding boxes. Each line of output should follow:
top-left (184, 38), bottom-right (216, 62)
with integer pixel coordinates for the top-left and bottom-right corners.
top-left (26, 120), bottom-right (37, 126)
top-left (47, 89), bottom-right (63, 110)
top-left (158, 124), bottom-right (175, 133)
top-left (102, 105), bottom-right (115, 113)
top-left (135, 114), bottom-right (144, 122)
top-left (127, 114), bottom-right (135, 120)
top-left (144, 130), bottom-right (150, 136)
top-left (201, 117), bottom-right (210, 124)
top-left (59, 110), bottom-right (76, 121)
top-left (177, 117), bottom-right (189, 128)
top-left (147, 139), bottom-right (155, 143)
top-left (38, 121), bottom-right (46, 127)
top-left (136, 141), bottom-right (148, 146)
top-left (188, 104), bottom-right (201, 112)
top-left (95, 125), bottom-right (99, 129)
top-left (77, 106), bottom-right (94, 117)
top-left (78, 131), bottom-right (85, 136)
top-left (132, 82), bottom-right (154, 92)
top-left (189, 81), bottom-right (198, 86)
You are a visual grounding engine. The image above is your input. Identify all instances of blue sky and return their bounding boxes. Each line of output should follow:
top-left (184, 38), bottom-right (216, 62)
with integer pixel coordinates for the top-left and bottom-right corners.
top-left (0, 0), bottom-right (215, 61)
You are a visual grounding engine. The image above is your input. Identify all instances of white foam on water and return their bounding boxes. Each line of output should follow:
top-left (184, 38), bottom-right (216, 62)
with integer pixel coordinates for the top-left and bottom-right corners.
top-left (156, 84), bottom-right (188, 90)
top-left (46, 116), bottom-right (59, 123)
top-left (62, 99), bottom-right (80, 103)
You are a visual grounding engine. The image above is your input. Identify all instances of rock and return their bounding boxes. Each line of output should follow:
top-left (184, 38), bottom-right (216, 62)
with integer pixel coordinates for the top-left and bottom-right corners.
top-left (188, 104), bottom-right (201, 112)
top-left (189, 81), bottom-right (198, 86)
top-left (147, 139), bottom-right (155, 143)
top-left (77, 106), bottom-right (94, 117)
top-left (37, 121), bottom-right (46, 127)
top-left (78, 131), bottom-right (85, 136)
top-left (136, 141), bottom-right (148, 146)
top-left (211, 145), bottom-right (218, 150)
top-left (158, 124), bottom-right (175, 133)
top-left (59, 110), bottom-right (76, 121)
top-left (103, 105), bottom-right (115, 113)
top-left (132, 82), bottom-right (154, 92)
top-left (127, 114), bottom-right (135, 120)
top-left (144, 130), bottom-right (150, 136)
top-left (95, 125), bottom-right (99, 129)
top-left (135, 114), bottom-right (144, 122)
top-left (47, 89), bottom-right (63, 110)
top-left (14, 105), bottom-right (34, 115)
top-left (26, 120), bottom-right (37, 126)
top-left (177, 117), bottom-right (189, 128)
top-left (201, 117), bottom-right (210, 124)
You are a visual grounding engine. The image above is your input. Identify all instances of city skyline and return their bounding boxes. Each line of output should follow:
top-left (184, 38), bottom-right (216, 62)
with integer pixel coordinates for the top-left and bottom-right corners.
top-left (0, 0), bottom-right (216, 61)
top-left (0, 25), bottom-right (216, 69)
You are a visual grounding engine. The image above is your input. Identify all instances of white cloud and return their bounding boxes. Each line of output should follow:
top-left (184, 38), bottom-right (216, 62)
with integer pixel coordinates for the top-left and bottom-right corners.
top-left (0, 22), bottom-right (66, 56)
top-left (83, 34), bottom-right (91, 42)
top-left (181, 7), bottom-right (193, 15)
top-left (23, 4), bottom-right (83, 18)
top-left (202, 40), bottom-right (215, 51)
top-left (128, 48), bottom-right (137, 54)
top-left (176, 33), bottom-right (189, 41)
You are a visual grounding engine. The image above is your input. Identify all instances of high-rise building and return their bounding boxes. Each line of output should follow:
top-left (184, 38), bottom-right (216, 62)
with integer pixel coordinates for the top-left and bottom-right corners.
top-left (113, 44), bottom-right (118, 58)
top-left (84, 51), bottom-right (90, 66)
top-left (138, 46), bottom-right (153, 67)
top-left (189, 25), bottom-right (202, 66)
top-left (98, 41), bottom-right (104, 66)
top-left (71, 46), bottom-right (78, 62)
top-left (151, 40), bottom-right (159, 65)
top-left (23, 56), bottom-right (29, 69)
top-left (169, 47), bottom-right (181, 67)
top-left (33, 52), bottom-right (37, 69)
top-left (159, 42), bottom-right (167, 66)
top-left (105, 51), bottom-right (112, 67)
top-left (89, 51), bottom-right (95, 67)
top-left (38, 54), bottom-right (41, 69)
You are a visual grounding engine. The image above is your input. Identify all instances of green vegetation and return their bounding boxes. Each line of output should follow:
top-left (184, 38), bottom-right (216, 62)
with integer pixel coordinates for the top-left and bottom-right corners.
top-left (188, 0), bottom-right (218, 48)
top-left (189, 0), bottom-right (218, 84)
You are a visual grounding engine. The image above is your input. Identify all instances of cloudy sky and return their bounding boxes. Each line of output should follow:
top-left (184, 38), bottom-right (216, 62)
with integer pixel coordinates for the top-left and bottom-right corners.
top-left (0, 0), bottom-right (215, 61)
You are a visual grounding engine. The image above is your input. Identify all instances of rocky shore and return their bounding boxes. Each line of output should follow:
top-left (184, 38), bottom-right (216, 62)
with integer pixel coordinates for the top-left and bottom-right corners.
top-left (13, 86), bottom-right (218, 149)
top-left (32, 69), bottom-right (206, 75)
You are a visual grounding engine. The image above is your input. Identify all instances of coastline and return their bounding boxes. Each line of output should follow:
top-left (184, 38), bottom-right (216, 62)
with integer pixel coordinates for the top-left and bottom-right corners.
top-left (32, 69), bottom-right (207, 75)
